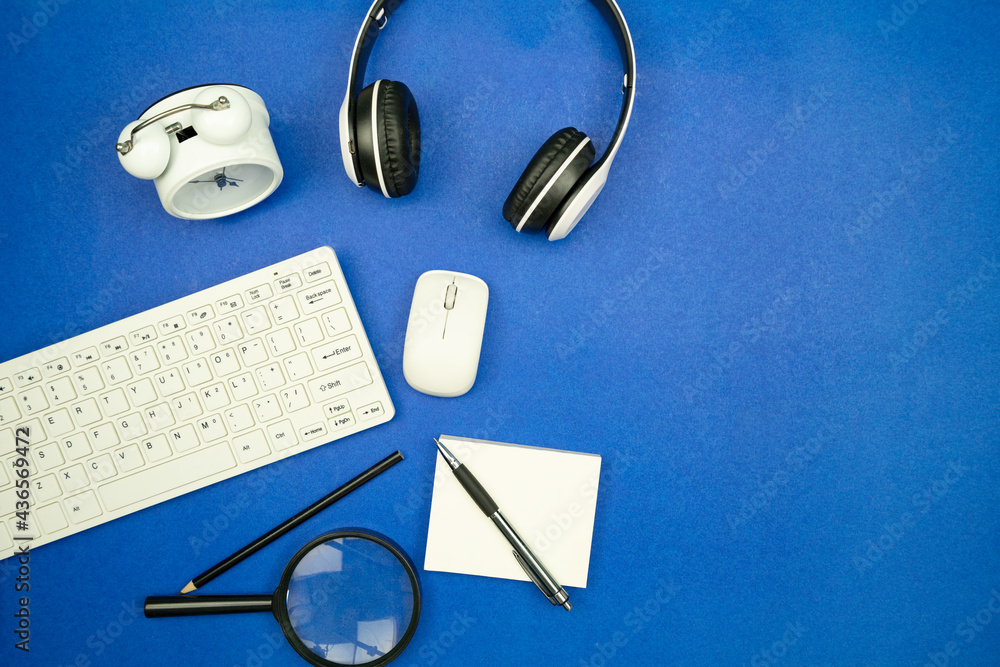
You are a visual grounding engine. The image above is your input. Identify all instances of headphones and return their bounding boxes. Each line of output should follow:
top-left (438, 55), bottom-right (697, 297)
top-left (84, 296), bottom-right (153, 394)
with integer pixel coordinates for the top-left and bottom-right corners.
top-left (339, 0), bottom-right (636, 241)
top-left (116, 84), bottom-right (283, 219)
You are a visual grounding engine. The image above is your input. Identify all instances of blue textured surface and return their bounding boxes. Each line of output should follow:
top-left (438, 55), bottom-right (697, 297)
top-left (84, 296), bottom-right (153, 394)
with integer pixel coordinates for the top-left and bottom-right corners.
top-left (1, 1), bottom-right (999, 665)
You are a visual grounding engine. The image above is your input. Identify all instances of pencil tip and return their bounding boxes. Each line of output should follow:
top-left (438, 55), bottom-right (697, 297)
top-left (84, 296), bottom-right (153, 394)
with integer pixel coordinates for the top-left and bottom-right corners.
top-left (180, 582), bottom-right (196, 594)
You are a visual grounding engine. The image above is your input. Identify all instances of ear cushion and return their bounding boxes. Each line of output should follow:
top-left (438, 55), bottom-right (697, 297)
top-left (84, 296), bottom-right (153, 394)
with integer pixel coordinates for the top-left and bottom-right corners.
top-left (357, 80), bottom-right (420, 198)
top-left (503, 127), bottom-right (596, 233)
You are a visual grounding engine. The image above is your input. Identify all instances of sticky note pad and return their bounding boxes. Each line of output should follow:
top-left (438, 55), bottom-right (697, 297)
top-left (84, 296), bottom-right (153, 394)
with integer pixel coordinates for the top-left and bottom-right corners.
top-left (424, 435), bottom-right (601, 588)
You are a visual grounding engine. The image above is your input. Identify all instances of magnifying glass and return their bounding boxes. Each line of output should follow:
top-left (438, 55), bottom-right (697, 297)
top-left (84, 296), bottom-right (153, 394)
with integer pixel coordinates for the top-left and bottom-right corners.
top-left (145, 530), bottom-right (420, 666)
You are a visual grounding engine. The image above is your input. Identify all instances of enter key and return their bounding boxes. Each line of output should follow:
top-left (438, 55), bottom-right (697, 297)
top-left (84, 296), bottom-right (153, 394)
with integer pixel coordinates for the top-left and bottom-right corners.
top-left (311, 335), bottom-right (362, 371)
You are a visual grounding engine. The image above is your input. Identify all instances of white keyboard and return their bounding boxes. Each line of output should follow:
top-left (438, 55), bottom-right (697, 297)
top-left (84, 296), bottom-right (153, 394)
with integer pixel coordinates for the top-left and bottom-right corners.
top-left (0, 247), bottom-right (394, 559)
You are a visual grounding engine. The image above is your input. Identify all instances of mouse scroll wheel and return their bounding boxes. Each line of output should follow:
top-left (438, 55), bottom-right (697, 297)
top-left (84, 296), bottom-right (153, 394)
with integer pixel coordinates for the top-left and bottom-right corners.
top-left (444, 284), bottom-right (458, 310)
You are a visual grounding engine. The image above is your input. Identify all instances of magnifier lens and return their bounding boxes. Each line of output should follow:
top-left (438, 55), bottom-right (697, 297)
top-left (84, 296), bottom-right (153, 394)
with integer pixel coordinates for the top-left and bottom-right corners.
top-left (285, 535), bottom-right (416, 665)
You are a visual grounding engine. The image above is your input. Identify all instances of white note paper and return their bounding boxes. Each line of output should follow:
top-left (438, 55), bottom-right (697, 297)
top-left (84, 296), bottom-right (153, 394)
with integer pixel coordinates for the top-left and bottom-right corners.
top-left (423, 435), bottom-right (602, 588)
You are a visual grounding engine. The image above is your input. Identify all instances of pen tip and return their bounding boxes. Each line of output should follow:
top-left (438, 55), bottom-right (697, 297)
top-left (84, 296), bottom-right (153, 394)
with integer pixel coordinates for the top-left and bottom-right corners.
top-left (180, 582), bottom-right (196, 594)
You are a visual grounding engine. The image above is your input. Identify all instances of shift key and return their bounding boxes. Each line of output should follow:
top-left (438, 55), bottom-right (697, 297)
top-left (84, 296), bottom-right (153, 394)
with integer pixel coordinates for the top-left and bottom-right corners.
top-left (99, 444), bottom-right (236, 511)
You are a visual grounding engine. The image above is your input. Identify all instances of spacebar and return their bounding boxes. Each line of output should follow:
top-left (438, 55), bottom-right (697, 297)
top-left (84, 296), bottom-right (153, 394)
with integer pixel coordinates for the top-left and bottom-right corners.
top-left (99, 445), bottom-right (238, 511)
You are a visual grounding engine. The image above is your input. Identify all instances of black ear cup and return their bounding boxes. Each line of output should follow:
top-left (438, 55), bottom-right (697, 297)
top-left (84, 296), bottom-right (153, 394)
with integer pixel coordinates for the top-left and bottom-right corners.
top-left (503, 127), bottom-right (596, 233)
top-left (356, 80), bottom-right (421, 197)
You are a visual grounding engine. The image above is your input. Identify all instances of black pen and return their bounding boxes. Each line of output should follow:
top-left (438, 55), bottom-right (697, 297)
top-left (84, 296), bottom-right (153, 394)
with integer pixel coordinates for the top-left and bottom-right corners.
top-left (434, 438), bottom-right (571, 610)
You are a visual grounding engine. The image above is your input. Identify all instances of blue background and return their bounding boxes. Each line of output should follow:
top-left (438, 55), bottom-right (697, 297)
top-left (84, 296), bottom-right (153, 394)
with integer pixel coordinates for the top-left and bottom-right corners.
top-left (1, 0), bottom-right (998, 665)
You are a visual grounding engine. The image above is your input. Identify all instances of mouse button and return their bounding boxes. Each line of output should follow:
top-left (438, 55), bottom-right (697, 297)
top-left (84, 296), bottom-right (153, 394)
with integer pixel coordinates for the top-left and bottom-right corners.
top-left (444, 283), bottom-right (458, 310)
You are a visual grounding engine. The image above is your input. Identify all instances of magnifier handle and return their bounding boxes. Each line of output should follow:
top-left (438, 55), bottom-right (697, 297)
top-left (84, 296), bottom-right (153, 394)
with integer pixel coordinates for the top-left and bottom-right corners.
top-left (145, 594), bottom-right (273, 617)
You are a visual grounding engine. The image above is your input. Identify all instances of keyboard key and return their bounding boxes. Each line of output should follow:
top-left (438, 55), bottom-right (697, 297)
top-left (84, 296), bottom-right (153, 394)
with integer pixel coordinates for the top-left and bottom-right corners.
top-left (252, 395), bottom-right (282, 422)
top-left (113, 444), bottom-right (145, 473)
top-left (256, 364), bottom-right (285, 391)
top-left (58, 464), bottom-right (89, 494)
top-left (357, 402), bottom-right (385, 421)
top-left (64, 490), bottom-right (103, 523)
top-left (186, 326), bottom-right (216, 354)
top-left (32, 474), bottom-right (61, 502)
top-left (7, 515), bottom-right (38, 540)
top-left (44, 377), bottom-right (76, 405)
top-left (224, 404), bottom-right (255, 433)
top-left (128, 346), bottom-right (160, 375)
top-left (15, 368), bottom-right (41, 386)
top-left (98, 388), bottom-right (130, 416)
top-left (58, 433), bottom-right (92, 461)
top-left (274, 273), bottom-right (302, 293)
top-left (312, 335), bottom-right (363, 372)
top-left (37, 503), bottom-right (68, 533)
top-left (245, 283), bottom-right (273, 304)
top-left (304, 262), bottom-right (331, 282)
top-left (89, 423), bottom-right (120, 451)
top-left (241, 306), bottom-right (270, 334)
top-left (329, 412), bottom-right (356, 432)
top-left (198, 385), bottom-right (228, 415)
top-left (126, 378), bottom-right (158, 407)
top-left (0, 378), bottom-right (10, 395)
top-left (100, 337), bottom-right (128, 356)
top-left (238, 339), bottom-right (268, 367)
top-left (19, 386), bottom-right (49, 414)
top-left (33, 442), bottom-right (64, 471)
top-left (0, 396), bottom-right (20, 425)
top-left (294, 319), bottom-right (324, 347)
top-left (297, 280), bottom-right (342, 315)
top-left (168, 424), bottom-right (199, 452)
top-left (283, 353), bottom-right (313, 381)
top-left (157, 315), bottom-right (186, 334)
top-left (72, 366), bottom-right (104, 395)
top-left (266, 419), bottom-right (298, 451)
top-left (17, 418), bottom-right (45, 443)
top-left (87, 454), bottom-right (117, 482)
top-left (115, 413), bottom-right (147, 441)
top-left (0, 523), bottom-right (11, 551)
top-left (214, 316), bottom-right (244, 344)
top-left (227, 373), bottom-right (257, 401)
top-left (128, 326), bottom-right (157, 346)
top-left (233, 430), bottom-right (270, 463)
top-left (299, 422), bottom-right (329, 441)
top-left (307, 362), bottom-right (373, 402)
top-left (73, 398), bottom-right (102, 426)
top-left (281, 385), bottom-right (309, 412)
top-left (42, 357), bottom-right (70, 378)
top-left (322, 399), bottom-right (351, 419)
top-left (154, 369), bottom-right (185, 397)
top-left (43, 408), bottom-right (74, 437)
top-left (196, 414), bottom-right (227, 442)
top-left (156, 337), bottom-right (188, 365)
top-left (269, 296), bottom-right (299, 325)
top-left (99, 444), bottom-right (236, 511)
top-left (216, 294), bottom-right (244, 313)
top-left (265, 328), bottom-right (296, 356)
top-left (101, 357), bottom-right (132, 385)
top-left (171, 393), bottom-right (202, 421)
top-left (187, 305), bottom-right (215, 325)
top-left (143, 403), bottom-right (174, 431)
top-left (183, 359), bottom-right (213, 386)
top-left (140, 434), bottom-right (171, 462)
top-left (210, 348), bottom-right (240, 377)
top-left (71, 347), bottom-right (100, 366)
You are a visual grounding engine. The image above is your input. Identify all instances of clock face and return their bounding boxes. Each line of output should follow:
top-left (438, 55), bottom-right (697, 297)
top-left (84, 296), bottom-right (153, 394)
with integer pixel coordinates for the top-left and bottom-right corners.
top-left (172, 163), bottom-right (276, 217)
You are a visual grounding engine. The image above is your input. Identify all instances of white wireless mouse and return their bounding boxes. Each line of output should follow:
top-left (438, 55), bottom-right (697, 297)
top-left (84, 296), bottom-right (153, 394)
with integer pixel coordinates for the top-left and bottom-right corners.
top-left (403, 270), bottom-right (489, 397)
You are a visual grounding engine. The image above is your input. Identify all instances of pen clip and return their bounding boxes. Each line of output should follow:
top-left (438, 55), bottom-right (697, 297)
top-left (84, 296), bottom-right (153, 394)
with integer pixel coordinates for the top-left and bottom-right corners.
top-left (512, 550), bottom-right (553, 603)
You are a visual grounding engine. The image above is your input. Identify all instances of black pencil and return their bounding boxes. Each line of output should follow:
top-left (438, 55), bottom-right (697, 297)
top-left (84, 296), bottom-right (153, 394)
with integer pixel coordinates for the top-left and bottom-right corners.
top-left (180, 450), bottom-right (404, 594)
